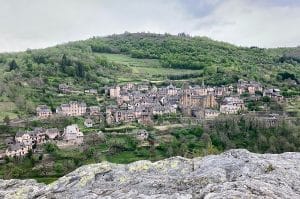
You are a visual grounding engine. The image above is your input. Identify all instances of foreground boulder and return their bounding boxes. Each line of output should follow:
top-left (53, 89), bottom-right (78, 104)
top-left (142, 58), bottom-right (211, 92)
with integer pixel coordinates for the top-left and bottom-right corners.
top-left (1, 149), bottom-right (300, 198)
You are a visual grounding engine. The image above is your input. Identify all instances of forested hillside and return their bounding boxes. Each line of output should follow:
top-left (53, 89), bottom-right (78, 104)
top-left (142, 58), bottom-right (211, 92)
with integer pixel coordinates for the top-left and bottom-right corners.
top-left (0, 33), bottom-right (299, 120)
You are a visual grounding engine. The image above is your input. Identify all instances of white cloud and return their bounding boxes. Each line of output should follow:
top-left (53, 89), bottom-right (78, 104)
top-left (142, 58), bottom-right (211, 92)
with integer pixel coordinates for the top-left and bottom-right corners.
top-left (190, 0), bottom-right (300, 47)
top-left (0, 0), bottom-right (299, 52)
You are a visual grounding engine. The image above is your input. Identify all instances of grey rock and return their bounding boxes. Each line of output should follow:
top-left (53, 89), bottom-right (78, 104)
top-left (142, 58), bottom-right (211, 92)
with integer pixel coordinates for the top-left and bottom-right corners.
top-left (1, 149), bottom-right (300, 198)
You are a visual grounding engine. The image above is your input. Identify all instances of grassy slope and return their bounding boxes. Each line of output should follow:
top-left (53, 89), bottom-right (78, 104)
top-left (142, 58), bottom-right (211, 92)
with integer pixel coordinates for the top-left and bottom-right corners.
top-left (97, 53), bottom-right (204, 83)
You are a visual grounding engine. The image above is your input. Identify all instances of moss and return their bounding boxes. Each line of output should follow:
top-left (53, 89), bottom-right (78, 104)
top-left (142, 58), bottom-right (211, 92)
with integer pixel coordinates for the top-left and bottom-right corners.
top-left (265, 164), bottom-right (275, 173)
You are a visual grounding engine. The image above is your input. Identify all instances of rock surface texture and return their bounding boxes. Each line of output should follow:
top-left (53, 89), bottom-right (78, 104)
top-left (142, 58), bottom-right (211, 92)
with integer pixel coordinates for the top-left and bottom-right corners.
top-left (1, 149), bottom-right (300, 198)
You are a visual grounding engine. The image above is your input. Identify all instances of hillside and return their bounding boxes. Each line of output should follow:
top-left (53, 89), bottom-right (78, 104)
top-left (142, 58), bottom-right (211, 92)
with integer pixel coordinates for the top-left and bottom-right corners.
top-left (0, 32), bottom-right (299, 120)
top-left (1, 149), bottom-right (299, 198)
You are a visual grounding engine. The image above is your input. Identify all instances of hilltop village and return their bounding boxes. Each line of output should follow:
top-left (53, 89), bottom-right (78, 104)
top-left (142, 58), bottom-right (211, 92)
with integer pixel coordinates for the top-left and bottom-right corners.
top-left (0, 79), bottom-right (287, 159)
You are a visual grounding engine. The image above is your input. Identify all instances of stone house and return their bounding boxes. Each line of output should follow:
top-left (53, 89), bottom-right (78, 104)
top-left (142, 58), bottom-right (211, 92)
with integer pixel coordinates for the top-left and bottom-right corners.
top-left (214, 86), bottom-right (232, 97)
top-left (62, 124), bottom-right (84, 145)
top-left (5, 137), bottom-right (14, 146)
top-left (180, 92), bottom-right (218, 109)
top-left (152, 105), bottom-right (176, 115)
top-left (137, 109), bottom-right (152, 125)
top-left (56, 101), bottom-right (87, 116)
top-left (122, 83), bottom-right (135, 91)
top-left (13, 128), bottom-right (42, 145)
top-left (6, 142), bottom-right (32, 157)
top-left (27, 128), bottom-right (47, 145)
top-left (5, 127), bottom-right (61, 157)
top-left (138, 84), bottom-right (149, 91)
top-left (117, 95), bottom-right (131, 105)
top-left (166, 84), bottom-right (178, 96)
top-left (136, 129), bottom-right (149, 141)
top-left (237, 80), bottom-right (263, 95)
top-left (84, 89), bottom-right (98, 95)
top-left (220, 97), bottom-right (245, 114)
top-left (105, 106), bottom-right (117, 124)
top-left (191, 108), bottom-right (205, 119)
top-left (115, 110), bottom-right (135, 124)
top-left (84, 118), bottom-right (93, 128)
top-left (204, 109), bottom-right (220, 120)
top-left (15, 131), bottom-right (32, 144)
top-left (58, 84), bottom-right (71, 94)
top-left (45, 128), bottom-right (60, 140)
top-left (89, 106), bottom-right (101, 116)
top-left (109, 86), bottom-right (121, 98)
top-left (263, 88), bottom-right (284, 102)
top-left (36, 105), bottom-right (52, 119)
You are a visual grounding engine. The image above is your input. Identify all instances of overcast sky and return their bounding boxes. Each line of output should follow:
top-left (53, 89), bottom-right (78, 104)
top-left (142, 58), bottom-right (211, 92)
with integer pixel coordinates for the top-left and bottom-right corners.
top-left (0, 0), bottom-right (300, 52)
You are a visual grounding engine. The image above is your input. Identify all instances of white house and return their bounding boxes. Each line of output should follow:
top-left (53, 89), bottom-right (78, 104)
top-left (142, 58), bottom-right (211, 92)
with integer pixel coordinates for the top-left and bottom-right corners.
top-left (62, 124), bottom-right (84, 145)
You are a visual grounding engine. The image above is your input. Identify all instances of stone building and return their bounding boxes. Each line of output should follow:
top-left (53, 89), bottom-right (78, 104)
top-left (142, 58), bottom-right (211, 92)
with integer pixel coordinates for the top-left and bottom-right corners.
top-left (88, 106), bottom-right (101, 116)
top-left (84, 118), bottom-right (93, 128)
top-left (5, 143), bottom-right (32, 157)
top-left (237, 80), bottom-right (263, 95)
top-left (136, 129), bottom-right (149, 141)
top-left (220, 97), bottom-right (245, 114)
top-left (56, 101), bottom-right (87, 116)
top-left (180, 91), bottom-right (218, 109)
top-left (58, 84), bottom-right (71, 94)
top-left (109, 86), bottom-right (121, 98)
top-left (45, 128), bottom-right (60, 140)
top-left (36, 105), bottom-right (52, 119)
top-left (62, 124), bottom-right (84, 145)
top-left (204, 109), bottom-right (220, 120)
top-left (263, 88), bottom-right (284, 102)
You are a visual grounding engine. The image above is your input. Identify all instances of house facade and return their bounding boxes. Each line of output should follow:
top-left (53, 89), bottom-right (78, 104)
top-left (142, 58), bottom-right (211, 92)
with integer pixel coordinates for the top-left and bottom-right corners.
top-left (109, 86), bottom-right (121, 98)
top-left (220, 97), bottom-right (245, 114)
top-left (63, 124), bottom-right (84, 145)
top-left (56, 101), bottom-right (87, 116)
top-left (36, 105), bottom-right (52, 119)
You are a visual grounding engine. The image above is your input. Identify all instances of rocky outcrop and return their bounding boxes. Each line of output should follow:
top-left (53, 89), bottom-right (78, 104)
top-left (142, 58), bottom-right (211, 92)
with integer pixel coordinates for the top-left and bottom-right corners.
top-left (1, 149), bottom-right (300, 198)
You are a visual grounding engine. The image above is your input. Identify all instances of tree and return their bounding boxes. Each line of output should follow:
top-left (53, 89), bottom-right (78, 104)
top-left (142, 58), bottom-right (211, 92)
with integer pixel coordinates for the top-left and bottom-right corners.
top-left (61, 54), bottom-right (70, 73)
top-left (76, 62), bottom-right (85, 78)
top-left (54, 162), bottom-right (64, 174)
top-left (44, 143), bottom-right (58, 153)
top-left (3, 115), bottom-right (10, 125)
top-left (9, 59), bottom-right (18, 71)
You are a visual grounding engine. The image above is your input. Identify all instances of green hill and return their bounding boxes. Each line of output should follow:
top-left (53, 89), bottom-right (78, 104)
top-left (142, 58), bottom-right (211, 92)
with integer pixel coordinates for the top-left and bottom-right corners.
top-left (0, 32), bottom-right (299, 119)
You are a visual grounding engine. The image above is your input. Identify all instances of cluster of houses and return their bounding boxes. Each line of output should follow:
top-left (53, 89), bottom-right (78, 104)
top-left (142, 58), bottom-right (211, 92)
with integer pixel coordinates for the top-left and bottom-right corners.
top-left (36, 101), bottom-right (101, 119)
top-left (105, 80), bottom-right (285, 124)
top-left (36, 80), bottom-right (284, 126)
top-left (1, 80), bottom-right (286, 160)
top-left (237, 80), bottom-right (284, 102)
top-left (0, 124), bottom-right (83, 158)
top-left (106, 82), bottom-right (234, 124)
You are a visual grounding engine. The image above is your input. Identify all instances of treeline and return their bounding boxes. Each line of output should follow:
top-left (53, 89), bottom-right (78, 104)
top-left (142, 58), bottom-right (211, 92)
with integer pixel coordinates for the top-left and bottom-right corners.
top-left (156, 116), bottom-right (299, 160)
top-left (204, 115), bottom-right (300, 153)
top-left (85, 33), bottom-right (299, 89)
top-left (1, 115), bottom-right (299, 182)
top-left (86, 33), bottom-right (276, 70)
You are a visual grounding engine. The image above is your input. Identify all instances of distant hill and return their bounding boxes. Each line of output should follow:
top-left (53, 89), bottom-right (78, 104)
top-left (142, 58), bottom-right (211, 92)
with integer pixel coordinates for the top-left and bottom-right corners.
top-left (0, 32), bottom-right (299, 119)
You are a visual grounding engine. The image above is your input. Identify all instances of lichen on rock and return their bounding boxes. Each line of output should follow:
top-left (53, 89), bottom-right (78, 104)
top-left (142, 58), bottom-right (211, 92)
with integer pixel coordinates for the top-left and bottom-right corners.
top-left (0, 149), bottom-right (300, 198)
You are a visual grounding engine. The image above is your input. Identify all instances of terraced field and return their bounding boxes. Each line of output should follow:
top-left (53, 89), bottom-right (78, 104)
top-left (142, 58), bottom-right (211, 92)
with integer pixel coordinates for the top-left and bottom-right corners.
top-left (97, 53), bottom-right (203, 83)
